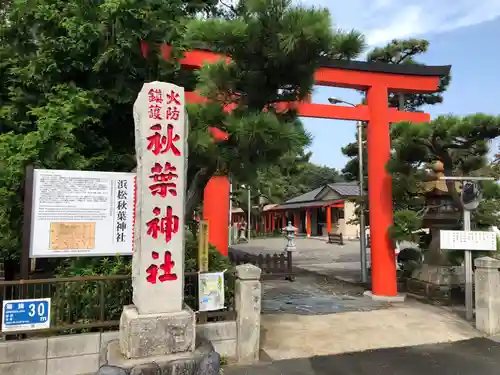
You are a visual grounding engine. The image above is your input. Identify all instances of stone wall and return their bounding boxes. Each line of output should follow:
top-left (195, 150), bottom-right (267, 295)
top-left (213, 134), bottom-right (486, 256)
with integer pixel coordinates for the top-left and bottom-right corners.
top-left (0, 263), bottom-right (262, 375)
top-left (0, 322), bottom-right (237, 375)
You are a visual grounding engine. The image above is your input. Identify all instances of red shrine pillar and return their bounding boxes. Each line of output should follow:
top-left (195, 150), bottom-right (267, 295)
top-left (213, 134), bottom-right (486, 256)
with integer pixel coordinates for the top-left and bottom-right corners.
top-left (282, 213), bottom-right (286, 227)
top-left (294, 212), bottom-right (300, 231)
top-left (306, 209), bottom-right (311, 237)
top-left (326, 206), bottom-right (332, 233)
top-left (271, 214), bottom-right (275, 232)
top-left (203, 176), bottom-right (230, 256)
top-left (366, 86), bottom-right (397, 297)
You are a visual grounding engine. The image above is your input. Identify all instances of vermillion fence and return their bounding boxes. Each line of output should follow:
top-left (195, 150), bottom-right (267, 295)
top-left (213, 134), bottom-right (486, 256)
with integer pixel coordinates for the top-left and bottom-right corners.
top-left (0, 271), bottom-right (236, 338)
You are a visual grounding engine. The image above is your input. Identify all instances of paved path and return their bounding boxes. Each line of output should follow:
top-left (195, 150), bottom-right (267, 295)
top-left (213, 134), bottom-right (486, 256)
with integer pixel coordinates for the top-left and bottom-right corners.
top-left (260, 300), bottom-right (480, 360)
top-left (225, 338), bottom-right (500, 375)
top-left (231, 238), bottom-right (487, 372)
top-left (261, 276), bottom-right (385, 315)
top-left (233, 237), bottom-right (364, 283)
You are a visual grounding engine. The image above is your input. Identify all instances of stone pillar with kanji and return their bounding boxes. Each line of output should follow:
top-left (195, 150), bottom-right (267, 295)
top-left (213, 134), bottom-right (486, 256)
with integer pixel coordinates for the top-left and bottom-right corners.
top-left (119, 81), bottom-right (195, 359)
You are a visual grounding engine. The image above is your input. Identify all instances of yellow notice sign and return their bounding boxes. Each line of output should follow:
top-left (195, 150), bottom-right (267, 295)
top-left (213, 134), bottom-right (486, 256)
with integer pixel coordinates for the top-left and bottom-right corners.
top-left (198, 220), bottom-right (209, 272)
top-left (49, 222), bottom-right (96, 250)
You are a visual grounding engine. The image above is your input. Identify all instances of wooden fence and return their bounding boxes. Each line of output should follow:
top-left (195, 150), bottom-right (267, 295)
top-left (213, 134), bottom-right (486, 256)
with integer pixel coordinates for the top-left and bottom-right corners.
top-left (229, 251), bottom-right (293, 280)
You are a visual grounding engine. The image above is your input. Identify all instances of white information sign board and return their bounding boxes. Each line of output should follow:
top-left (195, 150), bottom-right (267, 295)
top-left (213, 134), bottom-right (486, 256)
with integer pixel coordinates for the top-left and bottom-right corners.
top-left (30, 169), bottom-right (135, 258)
top-left (198, 272), bottom-right (225, 312)
top-left (440, 230), bottom-right (497, 251)
top-left (2, 298), bottom-right (51, 332)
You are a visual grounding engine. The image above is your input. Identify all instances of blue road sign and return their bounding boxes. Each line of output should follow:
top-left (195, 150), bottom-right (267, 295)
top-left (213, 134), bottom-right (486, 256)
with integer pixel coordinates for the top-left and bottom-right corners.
top-left (2, 298), bottom-right (51, 332)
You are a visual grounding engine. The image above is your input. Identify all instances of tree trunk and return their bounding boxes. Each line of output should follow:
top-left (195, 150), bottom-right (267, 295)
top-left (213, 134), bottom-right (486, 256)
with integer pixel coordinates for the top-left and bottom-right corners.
top-left (184, 166), bottom-right (217, 219)
top-left (423, 227), bottom-right (452, 266)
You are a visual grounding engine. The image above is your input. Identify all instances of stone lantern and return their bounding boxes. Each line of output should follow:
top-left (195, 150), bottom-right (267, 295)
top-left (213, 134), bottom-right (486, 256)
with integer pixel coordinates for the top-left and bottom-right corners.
top-left (283, 221), bottom-right (298, 252)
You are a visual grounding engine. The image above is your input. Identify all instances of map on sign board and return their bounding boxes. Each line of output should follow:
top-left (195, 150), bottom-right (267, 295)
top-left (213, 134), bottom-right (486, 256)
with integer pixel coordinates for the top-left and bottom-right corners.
top-left (440, 230), bottom-right (497, 251)
top-left (49, 222), bottom-right (96, 250)
top-left (30, 169), bottom-right (135, 258)
top-left (2, 298), bottom-right (51, 333)
top-left (198, 272), bottom-right (225, 312)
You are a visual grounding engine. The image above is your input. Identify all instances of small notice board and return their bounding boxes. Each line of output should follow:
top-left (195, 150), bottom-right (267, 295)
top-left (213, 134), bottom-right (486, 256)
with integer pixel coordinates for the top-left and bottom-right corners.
top-left (198, 272), bottom-right (225, 311)
top-left (2, 298), bottom-right (51, 332)
top-left (440, 230), bottom-right (497, 251)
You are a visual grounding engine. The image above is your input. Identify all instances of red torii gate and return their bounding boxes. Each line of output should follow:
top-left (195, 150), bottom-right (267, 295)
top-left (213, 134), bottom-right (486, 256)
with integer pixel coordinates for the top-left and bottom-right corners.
top-left (158, 45), bottom-right (450, 299)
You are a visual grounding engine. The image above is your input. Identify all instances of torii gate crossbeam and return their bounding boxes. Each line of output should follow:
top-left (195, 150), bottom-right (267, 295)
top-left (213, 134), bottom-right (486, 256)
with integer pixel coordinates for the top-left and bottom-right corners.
top-left (158, 45), bottom-right (451, 299)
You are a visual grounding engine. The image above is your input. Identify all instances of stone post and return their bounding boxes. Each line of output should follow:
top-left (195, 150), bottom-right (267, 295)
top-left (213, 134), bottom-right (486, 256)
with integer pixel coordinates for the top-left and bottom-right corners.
top-left (235, 264), bottom-right (262, 364)
top-left (119, 82), bottom-right (195, 359)
top-left (474, 256), bottom-right (500, 335)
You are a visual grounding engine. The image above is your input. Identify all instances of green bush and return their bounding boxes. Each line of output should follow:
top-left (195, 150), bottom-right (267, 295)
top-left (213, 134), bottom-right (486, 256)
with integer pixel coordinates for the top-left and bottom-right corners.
top-left (52, 229), bottom-right (234, 330)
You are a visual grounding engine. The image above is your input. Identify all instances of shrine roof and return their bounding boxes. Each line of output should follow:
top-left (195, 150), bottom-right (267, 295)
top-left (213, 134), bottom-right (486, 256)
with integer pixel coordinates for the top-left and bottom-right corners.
top-left (268, 182), bottom-right (358, 210)
top-left (284, 187), bottom-right (324, 204)
top-left (320, 59), bottom-right (451, 77)
top-left (178, 45), bottom-right (451, 78)
top-left (326, 182), bottom-right (360, 197)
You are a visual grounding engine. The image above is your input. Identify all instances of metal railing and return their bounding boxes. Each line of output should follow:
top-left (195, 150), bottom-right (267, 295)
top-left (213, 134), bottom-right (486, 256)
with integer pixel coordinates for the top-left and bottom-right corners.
top-left (0, 271), bottom-right (236, 338)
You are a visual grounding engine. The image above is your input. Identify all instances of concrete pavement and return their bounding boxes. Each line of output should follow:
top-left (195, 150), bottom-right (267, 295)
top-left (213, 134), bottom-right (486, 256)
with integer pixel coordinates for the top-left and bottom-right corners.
top-left (229, 238), bottom-right (499, 373)
top-left (260, 299), bottom-right (481, 361)
top-left (233, 237), bottom-right (365, 283)
top-left (225, 338), bottom-right (500, 375)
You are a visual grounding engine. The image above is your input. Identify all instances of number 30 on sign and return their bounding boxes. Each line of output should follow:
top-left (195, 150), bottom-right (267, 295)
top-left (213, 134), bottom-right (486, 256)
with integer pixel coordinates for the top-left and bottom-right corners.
top-left (2, 298), bottom-right (51, 332)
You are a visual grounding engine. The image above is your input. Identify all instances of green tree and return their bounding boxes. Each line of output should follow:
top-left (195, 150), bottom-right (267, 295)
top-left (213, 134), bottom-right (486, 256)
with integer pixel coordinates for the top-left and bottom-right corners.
top-left (341, 39), bottom-right (451, 182)
top-left (53, 231), bottom-right (233, 328)
top-left (0, 0), bottom-right (219, 267)
top-left (0, 0), bottom-right (364, 271)
top-left (183, 0), bottom-right (365, 213)
top-left (231, 152), bottom-right (343, 214)
top-left (388, 114), bottom-right (500, 264)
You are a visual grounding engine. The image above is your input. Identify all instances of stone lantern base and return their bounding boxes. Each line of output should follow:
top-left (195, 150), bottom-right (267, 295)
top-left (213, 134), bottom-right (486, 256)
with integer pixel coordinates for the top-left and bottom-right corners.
top-left (406, 264), bottom-right (466, 301)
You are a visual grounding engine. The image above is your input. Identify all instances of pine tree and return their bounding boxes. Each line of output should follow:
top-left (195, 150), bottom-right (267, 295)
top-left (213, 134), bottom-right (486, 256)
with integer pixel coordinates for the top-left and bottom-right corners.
top-left (388, 114), bottom-right (500, 266)
top-left (341, 39), bottom-right (451, 181)
top-left (389, 114), bottom-right (500, 231)
top-left (183, 0), bottom-right (365, 213)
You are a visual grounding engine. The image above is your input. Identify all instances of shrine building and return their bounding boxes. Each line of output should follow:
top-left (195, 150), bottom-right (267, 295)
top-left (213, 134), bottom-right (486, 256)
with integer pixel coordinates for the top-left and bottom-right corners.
top-left (231, 182), bottom-right (361, 238)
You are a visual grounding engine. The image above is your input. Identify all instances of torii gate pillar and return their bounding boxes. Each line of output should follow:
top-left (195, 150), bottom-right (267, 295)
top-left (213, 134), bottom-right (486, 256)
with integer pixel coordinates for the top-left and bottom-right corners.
top-left (366, 85), bottom-right (395, 297)
top-left (160, 45), bottom-right (450, 300)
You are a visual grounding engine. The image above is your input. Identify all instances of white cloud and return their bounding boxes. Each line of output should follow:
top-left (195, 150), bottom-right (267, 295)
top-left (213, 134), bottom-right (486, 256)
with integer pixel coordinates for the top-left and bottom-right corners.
top-left (313, 0), bottom-right (500, 46)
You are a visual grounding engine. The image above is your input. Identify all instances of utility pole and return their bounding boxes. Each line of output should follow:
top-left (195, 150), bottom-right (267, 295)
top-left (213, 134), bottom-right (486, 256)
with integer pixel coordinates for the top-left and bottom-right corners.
top-left (247, 186), bottom-right (251, 241)
top-left (228, 177), bottom-right (233, 246)
top-left (357, 121), bottom-right (368, 283)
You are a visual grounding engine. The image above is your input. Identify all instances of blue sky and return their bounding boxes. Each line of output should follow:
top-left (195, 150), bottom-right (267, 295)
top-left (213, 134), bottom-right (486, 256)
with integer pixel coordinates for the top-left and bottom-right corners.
top-left (302, 0), bottom-right (500, 170)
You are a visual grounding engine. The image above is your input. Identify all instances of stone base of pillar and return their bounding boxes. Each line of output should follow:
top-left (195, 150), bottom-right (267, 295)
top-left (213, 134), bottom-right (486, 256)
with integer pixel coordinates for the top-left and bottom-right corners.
top-left (119, 304), bottom-right (196, 359)
top-left (363, 290), bottom-right (406, 302)
top-left (103, 336), bottom-right (220, 375)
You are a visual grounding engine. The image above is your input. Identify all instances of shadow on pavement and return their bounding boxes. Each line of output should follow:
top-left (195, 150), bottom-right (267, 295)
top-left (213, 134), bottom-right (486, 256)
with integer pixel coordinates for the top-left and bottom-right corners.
top-left (225, 338), bottom-right (500, 375)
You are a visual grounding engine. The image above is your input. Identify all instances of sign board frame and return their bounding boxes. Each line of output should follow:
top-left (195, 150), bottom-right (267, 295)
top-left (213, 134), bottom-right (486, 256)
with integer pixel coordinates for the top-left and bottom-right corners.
top-left (198, 220), bottom-right (209, 272)
top-left (29, 169), bottom-right (135, 258)
top-left (2, 298), bottom-right (51, 333)
top-left (440, 230), bottom-right (497, 251)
